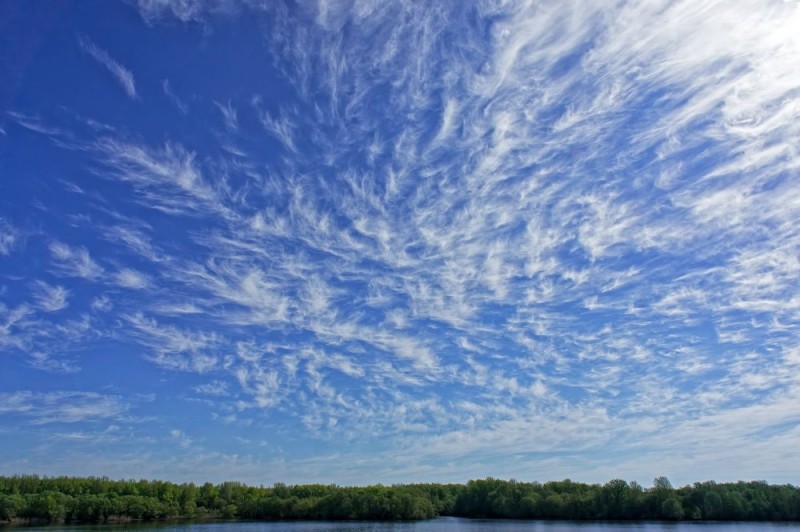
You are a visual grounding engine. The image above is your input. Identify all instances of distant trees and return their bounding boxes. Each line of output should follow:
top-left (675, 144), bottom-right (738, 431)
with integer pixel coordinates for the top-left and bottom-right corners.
top-left (1, 474), bottom-right (799, 524)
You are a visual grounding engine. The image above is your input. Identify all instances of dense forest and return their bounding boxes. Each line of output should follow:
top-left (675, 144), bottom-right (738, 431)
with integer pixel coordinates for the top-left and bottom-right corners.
top-left (1, 475), bottom-right (799, 524)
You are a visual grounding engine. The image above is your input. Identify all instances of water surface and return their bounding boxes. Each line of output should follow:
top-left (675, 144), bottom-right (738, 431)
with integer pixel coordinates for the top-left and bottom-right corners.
top-left (13, 518), bottom-right (800, 532)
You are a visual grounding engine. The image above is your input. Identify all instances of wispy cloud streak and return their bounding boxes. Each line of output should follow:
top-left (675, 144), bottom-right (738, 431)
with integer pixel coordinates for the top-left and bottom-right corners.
top-left (78, 36), bottom-right (138, 99)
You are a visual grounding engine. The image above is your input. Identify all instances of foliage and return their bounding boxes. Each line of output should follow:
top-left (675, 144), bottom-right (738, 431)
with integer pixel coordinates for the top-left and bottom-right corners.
top-left (0, 475), bottom-right (798, 523)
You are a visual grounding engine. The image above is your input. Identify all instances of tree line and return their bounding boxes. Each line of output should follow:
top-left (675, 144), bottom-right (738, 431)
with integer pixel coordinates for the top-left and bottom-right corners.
top-left (1, 475), bottom-right (799, 523)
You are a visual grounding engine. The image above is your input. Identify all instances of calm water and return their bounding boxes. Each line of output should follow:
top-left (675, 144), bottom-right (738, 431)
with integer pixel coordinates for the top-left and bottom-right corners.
top-left (10, 519), bottom-right (800, 532)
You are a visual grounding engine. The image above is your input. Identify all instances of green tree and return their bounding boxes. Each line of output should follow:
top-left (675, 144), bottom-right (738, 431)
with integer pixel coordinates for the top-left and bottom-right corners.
top-left (0, 494), bottom-right (25, 521)
top-left (601, 479), bottom-right (630, 518)
top-left (703, 491), bottom-right (723, 519)
top-left (661, 497), bottom-right (684, 520)
top-left (541, 493), bottom-right (565, 518)
top-left (653, 476), bottom-right (673, 491)
top-left (28, 491), bottom-right (68, 522)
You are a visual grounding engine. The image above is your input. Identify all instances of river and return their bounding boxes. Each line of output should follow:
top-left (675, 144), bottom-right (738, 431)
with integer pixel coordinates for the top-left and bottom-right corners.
top-left (10, 518), bottom-right (800, 532)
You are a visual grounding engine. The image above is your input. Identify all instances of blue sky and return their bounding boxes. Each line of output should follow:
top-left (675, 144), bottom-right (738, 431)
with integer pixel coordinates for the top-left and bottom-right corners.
top-left (1, 0), bottom-right (799, 487)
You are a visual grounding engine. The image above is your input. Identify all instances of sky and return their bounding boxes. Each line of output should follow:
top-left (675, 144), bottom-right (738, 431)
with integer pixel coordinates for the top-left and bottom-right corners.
top-left (1, 0), bottom-right (799, 488)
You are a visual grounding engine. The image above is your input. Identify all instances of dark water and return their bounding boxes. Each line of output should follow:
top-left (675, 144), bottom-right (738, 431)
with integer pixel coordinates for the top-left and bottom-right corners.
top-left (11, 518), bottom-right (800, 532)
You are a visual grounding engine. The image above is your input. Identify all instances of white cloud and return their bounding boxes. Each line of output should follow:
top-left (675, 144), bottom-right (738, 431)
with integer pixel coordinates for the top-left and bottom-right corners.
top-left (32, 281), bottom-right (69, 312)
top-left (214, 100), bottom-right (239, 131)
top-left (0, 391), bottom-right (129, 424)
top-left (49, 241), bottom-right (104, 279)
top-left (78, 36), bottom-right (137, 99)
top-left (253, 100), bottom-right (297, 153)
top-left (162, 79), bottom-right (188, 114)
top-left (94, 138), bottom-right (231, 218)
top-left (6, 111), bottom-right (67, 137)
top-left (194, 380), bottom-right (230, 396)
top-left (0, 218), bottom-right (20, 255)
top-left (103, 225), bottom-right (162, 262)
top-left (169, 429), bottom-right (194, 448)
top-left (90, 295), bottom-right (113, 312)
top-left (113, 268), bottom-right (151, 290)
top-left (136, 0), bottom-right (212, 23)
top-left (126, 313), bottom-right (219, 372)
